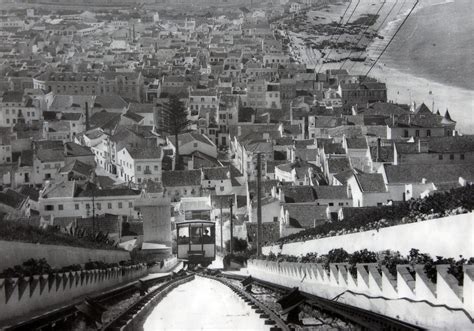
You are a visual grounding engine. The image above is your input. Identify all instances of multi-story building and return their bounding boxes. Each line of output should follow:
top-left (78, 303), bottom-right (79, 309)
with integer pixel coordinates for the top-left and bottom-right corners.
top-left (116, 146), bottom-right (162, 184)
top-left (38, 181), bottom-right (142, 220)
top-left (0, 91), bottom-right (40, 127)
top-left (33, 71), bottom-right (144, 102)
top-left (338, 82), bottom-right (387, 112)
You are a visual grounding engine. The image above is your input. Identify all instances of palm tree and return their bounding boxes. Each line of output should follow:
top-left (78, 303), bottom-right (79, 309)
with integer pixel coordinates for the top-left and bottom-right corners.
top-left (157, 95), bottom-right (190, 170)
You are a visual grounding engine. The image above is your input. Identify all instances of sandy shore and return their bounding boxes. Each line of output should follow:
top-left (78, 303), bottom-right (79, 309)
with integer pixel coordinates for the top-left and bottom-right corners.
top-left (289, 0), bottom-right (473, 134)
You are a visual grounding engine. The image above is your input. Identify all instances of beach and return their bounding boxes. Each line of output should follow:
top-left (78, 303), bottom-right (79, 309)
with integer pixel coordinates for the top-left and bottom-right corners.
top-left (286, 0), bottom-right (474, 133)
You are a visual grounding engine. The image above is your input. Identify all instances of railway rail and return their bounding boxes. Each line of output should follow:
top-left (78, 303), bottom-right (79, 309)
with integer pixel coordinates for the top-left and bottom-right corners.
top-left (199, 272), bottom-right (291, 331)
top-left (212, 270), bottom-right (424, 331)
top-left (4, 271), bottom-right (186, 331)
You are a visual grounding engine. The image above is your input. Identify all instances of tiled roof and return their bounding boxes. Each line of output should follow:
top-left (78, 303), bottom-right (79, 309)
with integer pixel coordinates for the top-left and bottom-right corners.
top-left (202, 167), bottom-right (230, 180)
top-left (90, 111), bottom-right (122, 131)
top-left (17, 185), bottom-right (39, 202)
top-left (283, 203), bottom-right (328, 228)
top-left (76, 183), bottom-right (140, 198)
top-left (36, 149), bottom-right (65, 163)
top-left (59, 159), bottom-right (93, 176)
top-left (327, 157), bottom-right (351, 174)
top-left (282, 186), bottom-right (316, 203)
top-left (122, 111), bottom-right (144, 123)
top-left (127, 147), bottom-right (161, 159)
top-left (61, 113), bottom-right (82, 121)
top-left (427, 136), bottom-right (474, 153)
top-left (314, 185), bottom-right (349, 200)
top-left (383, 163), bottom-right (474, 184)
top-left (162, 169), bottom-right (201, 187)
top-left (346, 138), bottom-right (368, 149)
top-left (42, 181), bottom-right (76, 199)
top-left (369, 145), bottom-right (394, 162)
top-left (0, 189), bottom-right (27, 208)
top-left (65, 142), bottom-right (93, 157)
top-left (1, 91), bottom-right (23, 103)
top-left (354, 173), bottom-right (387, 193)
top-left (294, 139), bottom-right (315, 148)
top-left (34, 140), bottom-right (63, 151)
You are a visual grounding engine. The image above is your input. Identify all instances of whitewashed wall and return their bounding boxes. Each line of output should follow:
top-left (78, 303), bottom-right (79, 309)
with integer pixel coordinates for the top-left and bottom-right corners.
top-left (264, 212), bottom-right (474, 258)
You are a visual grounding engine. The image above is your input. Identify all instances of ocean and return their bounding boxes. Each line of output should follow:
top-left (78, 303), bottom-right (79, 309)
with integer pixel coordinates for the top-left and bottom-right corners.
top-left (381, 0), bottom-right (474, 91)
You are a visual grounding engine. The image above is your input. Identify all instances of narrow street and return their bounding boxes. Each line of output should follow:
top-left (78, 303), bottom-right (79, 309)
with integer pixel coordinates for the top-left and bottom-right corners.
top-left (143, 276), bottom-right (271, 331)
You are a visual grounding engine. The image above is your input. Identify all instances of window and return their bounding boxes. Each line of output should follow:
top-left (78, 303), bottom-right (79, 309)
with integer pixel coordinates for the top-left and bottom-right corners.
top-left (460, 154), bottom-right (465, 160)
top-left (415, 130), bottom-right (419, 137)
top-left (129, 202), bottom-right (133, 208)
top-left (329, 203), bottom-right (334, 206)
top-left (193, 142), bottom-right (198, 148)
top-left (58, 204), bottom-right (63, 211)
top-left (439, 154), bottom-right (443, 160)
top-left (86, 203), bottom-right (90, 210)
top-left (273, 217), bottom-right (278, 223)
top-left (220, 186), bottom-right (224, 192)
top-left (427, 130), bottom-right (431, 137)
top-left (108, 202), bottom-right (112, 209)
top-left (450, 154), bottom-right (454, 160)
top-left (403, 130), bottom-right (409, 137)
top-left (137, 165), bottom-right (141, 171)
top-left (118, 202), bottom-right (123, 209)
top-left (96, 203), bottom-right (101, 210)
top-left (154, 165), bottom-right (159, 171)
top-left (338, 202), bottom-right (344, 206)
top-left (75, 204), bottom-right (79, 210)
top-left (377, 203), bottom-right (383, 206)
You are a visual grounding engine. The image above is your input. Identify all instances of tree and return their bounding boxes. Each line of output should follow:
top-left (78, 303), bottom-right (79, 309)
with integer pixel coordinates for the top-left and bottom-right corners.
top-left (158, 94), bottom-right (190, 170)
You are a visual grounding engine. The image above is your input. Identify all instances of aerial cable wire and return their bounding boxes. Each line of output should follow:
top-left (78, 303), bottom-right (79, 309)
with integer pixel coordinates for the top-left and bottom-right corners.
top-left (340, 0), bottom-right (386, 70)
top-left (315, 0), bottom-right (353, 74)
top-left (348, 0), bottom-right (399, 72)
top-left (317, 0), bottom-right (361, 74)
top-left (361, 0), bottom-right (419, 82)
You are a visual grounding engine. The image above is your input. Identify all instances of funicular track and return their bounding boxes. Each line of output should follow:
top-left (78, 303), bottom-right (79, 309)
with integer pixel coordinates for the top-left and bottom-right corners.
top-left (210, 271), bottom-right (424, 331)
top-left (5, 271), bottom-right (190, 331)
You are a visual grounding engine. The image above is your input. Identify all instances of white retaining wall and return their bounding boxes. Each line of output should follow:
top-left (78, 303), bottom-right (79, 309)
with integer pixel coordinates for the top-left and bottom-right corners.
top-left (0, 240), bottom-right (131, 270)
top-left (247, 260), bottom-right (474, 330)
top-left (263, 213), bottom-right (474, 257)
top-left (0, 264), bottom-right (148, 326)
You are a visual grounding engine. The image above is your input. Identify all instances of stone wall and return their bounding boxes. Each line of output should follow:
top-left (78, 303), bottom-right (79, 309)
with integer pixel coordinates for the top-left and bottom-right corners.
top-left (0, 240), bottom-right (131, 270)
top-left (263, 213), bottom-right (474, 258)
top-left (247, 260), bottom-right (474, 329)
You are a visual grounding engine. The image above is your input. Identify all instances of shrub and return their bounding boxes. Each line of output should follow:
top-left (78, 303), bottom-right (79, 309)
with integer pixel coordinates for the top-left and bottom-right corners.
top-left (254, 249), bottom-right (473, 286)
top-left (0, 219), bottom-right (121, 251)
top-left (225, 237), bottom-right (248, 253)
top-left (276, 185), bottom-right (474, 245)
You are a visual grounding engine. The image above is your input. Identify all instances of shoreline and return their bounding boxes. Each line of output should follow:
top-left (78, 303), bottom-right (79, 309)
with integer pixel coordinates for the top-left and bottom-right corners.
top-left (288, 0), bottom-right (473, 134)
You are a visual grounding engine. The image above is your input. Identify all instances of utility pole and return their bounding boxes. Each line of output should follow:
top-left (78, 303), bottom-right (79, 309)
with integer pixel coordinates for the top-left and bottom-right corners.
top-left (220, 201), bottom-right (223, 253)
top-left (256, 152), bottom-right (262, 256)
top-left (92, 187), bottom-right (95, 234)
top-left (229, 197), bottom-right (233, 255)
